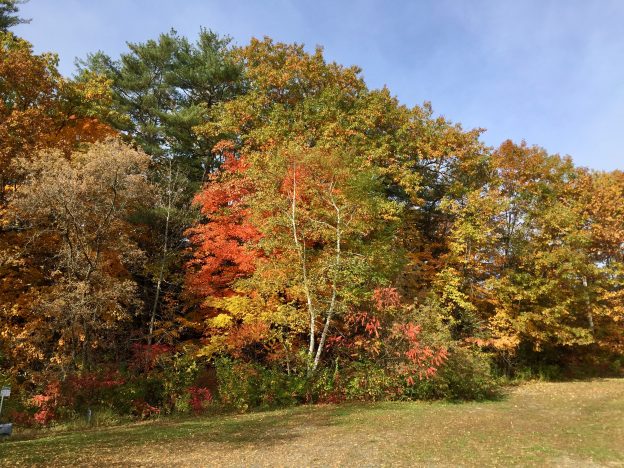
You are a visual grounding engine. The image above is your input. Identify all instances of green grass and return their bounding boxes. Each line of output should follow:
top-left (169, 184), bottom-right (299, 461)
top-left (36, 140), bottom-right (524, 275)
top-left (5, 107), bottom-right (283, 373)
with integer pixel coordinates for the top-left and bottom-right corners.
top-left (1, 379), bottom-right (623, 466)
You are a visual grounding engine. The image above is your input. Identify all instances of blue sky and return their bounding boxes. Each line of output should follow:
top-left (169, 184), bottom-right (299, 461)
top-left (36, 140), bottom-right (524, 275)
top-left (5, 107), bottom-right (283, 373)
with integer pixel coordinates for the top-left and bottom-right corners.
top-left (14, 0), bottom-right (624, 171)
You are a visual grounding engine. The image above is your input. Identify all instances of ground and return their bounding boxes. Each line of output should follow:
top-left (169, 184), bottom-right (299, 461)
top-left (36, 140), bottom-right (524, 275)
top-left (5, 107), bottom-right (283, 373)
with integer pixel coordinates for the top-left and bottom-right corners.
top-left (1, 379), bottom-right (623, 467)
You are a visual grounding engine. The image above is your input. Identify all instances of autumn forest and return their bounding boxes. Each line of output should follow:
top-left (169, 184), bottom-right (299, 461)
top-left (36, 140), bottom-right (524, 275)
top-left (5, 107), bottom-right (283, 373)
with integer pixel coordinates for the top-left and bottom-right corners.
top-left (1, 2), bottom-right (623, 424)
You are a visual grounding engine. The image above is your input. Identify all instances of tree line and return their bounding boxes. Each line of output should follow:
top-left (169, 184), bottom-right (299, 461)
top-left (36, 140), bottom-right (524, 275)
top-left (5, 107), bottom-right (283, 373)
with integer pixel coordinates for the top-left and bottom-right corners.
top-left (1, 3), bottom-right (622, 421)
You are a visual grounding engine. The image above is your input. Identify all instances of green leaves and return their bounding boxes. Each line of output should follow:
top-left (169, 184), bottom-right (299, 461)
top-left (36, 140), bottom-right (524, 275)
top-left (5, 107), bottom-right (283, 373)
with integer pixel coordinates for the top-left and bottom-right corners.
top-left (0, 0), bottom-right (29, 32)
top-left (77, 29), bottom-right (244, 184)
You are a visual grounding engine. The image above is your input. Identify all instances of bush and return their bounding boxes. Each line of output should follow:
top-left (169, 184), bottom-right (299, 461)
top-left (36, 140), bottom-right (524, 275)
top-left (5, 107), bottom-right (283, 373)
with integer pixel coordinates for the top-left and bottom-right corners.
top-left (213, 295), bottom-right (503, 410)
top-left (389, 298), bottom-right (501, 401)
top-left (215, 357), bottom-right (307, 410)
top-left (405, 347), bottom-right (500, 401)
top-left (327, 361), bottom-right (395, 402)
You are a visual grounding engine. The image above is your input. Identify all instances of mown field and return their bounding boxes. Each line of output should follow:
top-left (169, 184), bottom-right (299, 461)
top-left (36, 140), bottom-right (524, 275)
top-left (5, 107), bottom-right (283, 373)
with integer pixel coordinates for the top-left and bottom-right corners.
top-left (1, 379), bottom-right (622, 467)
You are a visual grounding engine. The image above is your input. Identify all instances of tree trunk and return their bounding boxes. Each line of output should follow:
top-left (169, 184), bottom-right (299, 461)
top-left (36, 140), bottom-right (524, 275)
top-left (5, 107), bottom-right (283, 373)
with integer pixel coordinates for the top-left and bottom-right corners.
top-left (148, 163), bottom-right (174, 346)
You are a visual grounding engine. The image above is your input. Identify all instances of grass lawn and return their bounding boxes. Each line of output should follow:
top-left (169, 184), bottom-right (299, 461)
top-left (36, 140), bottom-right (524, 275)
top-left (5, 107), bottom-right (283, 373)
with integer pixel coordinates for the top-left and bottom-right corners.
top-left (1, 379), bottom-right (622, 467)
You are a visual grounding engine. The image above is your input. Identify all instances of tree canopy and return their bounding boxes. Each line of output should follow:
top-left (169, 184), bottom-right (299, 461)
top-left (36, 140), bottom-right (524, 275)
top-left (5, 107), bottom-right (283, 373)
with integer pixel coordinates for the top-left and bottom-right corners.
top-left (0, 25), bottom-right (621, 422)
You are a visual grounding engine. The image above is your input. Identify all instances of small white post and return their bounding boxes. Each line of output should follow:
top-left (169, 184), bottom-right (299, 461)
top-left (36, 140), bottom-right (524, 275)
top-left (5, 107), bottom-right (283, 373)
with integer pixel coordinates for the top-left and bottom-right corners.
top-left (0, 386), bottom-right (11, 418)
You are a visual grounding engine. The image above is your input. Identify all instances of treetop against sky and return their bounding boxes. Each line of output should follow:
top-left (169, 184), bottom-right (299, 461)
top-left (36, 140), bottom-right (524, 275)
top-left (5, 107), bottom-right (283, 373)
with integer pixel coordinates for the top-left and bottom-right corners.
top-left (14, 0), bottom-right (624, 171)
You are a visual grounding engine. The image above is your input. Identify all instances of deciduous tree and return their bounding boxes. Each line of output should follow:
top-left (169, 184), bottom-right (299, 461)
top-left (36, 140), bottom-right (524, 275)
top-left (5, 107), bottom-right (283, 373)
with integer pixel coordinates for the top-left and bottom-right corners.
top-left (0, 140), bottom-right (152, 382)
top-left (0, 32), bottom-right (114, 204)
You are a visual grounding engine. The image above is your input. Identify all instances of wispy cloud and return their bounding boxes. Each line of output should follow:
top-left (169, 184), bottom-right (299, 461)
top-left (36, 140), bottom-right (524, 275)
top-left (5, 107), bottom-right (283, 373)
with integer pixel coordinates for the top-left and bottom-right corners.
top-left (14, 0), bottom-right (623, 170)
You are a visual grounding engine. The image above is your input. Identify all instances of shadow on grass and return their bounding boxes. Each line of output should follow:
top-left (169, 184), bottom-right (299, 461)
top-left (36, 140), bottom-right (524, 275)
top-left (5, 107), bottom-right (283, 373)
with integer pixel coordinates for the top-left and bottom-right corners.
top-left (3, 380), bottom-right (622, 466)
top-left (0, 406), bottom-right (338, 464)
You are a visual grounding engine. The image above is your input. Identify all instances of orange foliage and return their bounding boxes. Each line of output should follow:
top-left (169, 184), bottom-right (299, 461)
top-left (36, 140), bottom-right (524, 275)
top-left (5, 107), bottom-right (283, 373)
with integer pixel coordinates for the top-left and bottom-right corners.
top-left (186, 141), bottom-right (261, 303)
top-left (0, 33), bottom-right (115, 202)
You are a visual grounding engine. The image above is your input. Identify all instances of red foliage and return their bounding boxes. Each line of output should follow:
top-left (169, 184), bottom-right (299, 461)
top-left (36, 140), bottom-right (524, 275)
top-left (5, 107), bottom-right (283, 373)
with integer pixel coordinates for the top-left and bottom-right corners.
top-left (345, 311), bottom-right (382, 339)
top-left (28, 370), bottom-right (128, 425)
top-left (8, 410), bottom-right (33, 427)
top-left (392, 322), bottom-right (448, 383)
top-left (31, 381), bottom-right (62, 425)
top-left (33, 409), bottom-right (55, 425)
top-left (186, 141), bottom-right (261, 303)
top-left (373, 287), bottom-right (401, 310)
top-left (187, 386), bottom-right (213, 414)
top-left (132, 399), bottom-right (161, 419)
top-left (130, 343), bottom-right (172, 371)
top-left (68, 370), bottom-right (126, 392)
top-left (326, 310), bottom-right (383, 356)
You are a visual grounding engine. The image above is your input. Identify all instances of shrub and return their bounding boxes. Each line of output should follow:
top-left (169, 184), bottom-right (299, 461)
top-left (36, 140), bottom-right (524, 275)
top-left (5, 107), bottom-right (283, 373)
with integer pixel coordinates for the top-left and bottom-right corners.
top-left (214, 357), bottom-right (305, 410)
top-left (408, 347), bottom-right (500, 401)
top-left (31, 381), bottom-right (62, 425)
top-left (334, 361), bottom-right (395, 402)
top-left (188, 386), bottom-right (213, 414)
